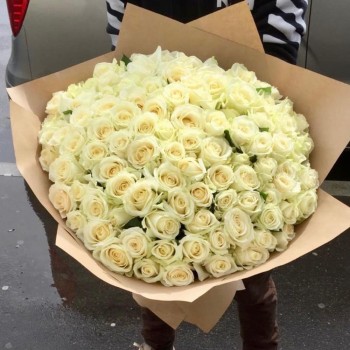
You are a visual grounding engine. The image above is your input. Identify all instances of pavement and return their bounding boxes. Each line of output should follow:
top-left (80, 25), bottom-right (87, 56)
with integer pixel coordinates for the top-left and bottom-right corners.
top-left (0, 2), bottom-right (349, 350)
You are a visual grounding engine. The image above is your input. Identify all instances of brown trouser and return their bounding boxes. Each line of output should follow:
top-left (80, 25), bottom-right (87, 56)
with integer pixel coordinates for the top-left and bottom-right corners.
top-left (141, 272), bottom-right (278, 350)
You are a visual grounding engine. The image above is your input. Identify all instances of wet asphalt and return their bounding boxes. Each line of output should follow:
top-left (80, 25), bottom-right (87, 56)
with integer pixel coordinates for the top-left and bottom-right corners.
top-left (0, 2), bottom-right (349, 350)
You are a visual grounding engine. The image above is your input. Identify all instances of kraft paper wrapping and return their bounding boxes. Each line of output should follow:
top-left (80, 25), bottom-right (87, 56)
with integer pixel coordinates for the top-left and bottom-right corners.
top-left (7, 2), bottom-right (350, 332)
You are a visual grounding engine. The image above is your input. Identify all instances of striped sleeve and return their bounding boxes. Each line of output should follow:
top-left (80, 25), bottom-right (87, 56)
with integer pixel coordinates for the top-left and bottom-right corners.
top-left (248, 0), bottom-right (308, 63)
top-left (105, 0), bottom-right (308, 63)
top-left (106, 0), bottom-right (126, 48)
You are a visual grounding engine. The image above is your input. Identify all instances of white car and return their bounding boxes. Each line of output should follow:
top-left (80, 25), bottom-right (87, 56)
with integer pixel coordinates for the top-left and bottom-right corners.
top-left (5, 0), bottom-right (111, 87)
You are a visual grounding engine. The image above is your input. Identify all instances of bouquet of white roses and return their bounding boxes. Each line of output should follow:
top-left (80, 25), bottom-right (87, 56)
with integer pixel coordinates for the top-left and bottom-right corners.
top-left (38, 46), bottom-right (319, 287)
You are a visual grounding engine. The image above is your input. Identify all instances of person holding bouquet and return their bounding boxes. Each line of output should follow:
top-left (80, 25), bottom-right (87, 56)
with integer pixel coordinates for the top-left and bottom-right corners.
top-left (105, 1), bottom-right (309, 349)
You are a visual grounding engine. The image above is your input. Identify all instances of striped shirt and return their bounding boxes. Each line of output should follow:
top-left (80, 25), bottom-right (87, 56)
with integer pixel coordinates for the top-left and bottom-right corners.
top-left (106, 0), bottom-right (308, 63)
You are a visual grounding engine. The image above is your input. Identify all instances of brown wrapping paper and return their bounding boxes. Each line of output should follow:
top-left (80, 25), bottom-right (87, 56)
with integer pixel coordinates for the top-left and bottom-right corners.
top-left (7, 2), bottom-right (350, 332)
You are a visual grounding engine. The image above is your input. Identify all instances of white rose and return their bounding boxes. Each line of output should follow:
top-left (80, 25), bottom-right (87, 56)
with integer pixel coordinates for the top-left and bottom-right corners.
top-left (277, 160), bottom-right (299, 178)
top-left (232, 165), bottom-right (260, 191)
top-left (107, 130), bottom-right (132, 159)
top-left (48, 182), bottom-right (76, 218)
top-left (119, 84), bottom-right (147, 110)
top-left (59, 126), bottom-right (86, 156)
top-left (207, 226), bottom-right (230, 255)
top-left (229, 116), bottom-right (259, 147)
top-left (163, 82), bottom-right (190, 108)
top-left (247, 111), bottom-right (274, 132)
top-left (150, 239), bottom-right (182, 265)
top-left (204, 110), bottom-right (230, 136)
top-left (127, 136), bottom-right (160, 169)
top-left (142, 210), bottom-right (181, 240)
top-left (49, 154), bottom-right (85, 185)
top-left (86, 116), bottom-right (115, 141)
top-left (93, 60), bottom-right (125, 79)
top-left (214, 189), bottom-right (238, 213)
top-left (66, 210), bottom-right (87, 240)
top-left (177, 129), bottom-right (205, 156)
top-left (295, 189), bottom-right (318, 221)
top-left (200, 137), bottom-right (232, 167)
top-left (107, 206), bottom-right (134, 229)
top-left (141, 77), bottom-right (167, 96)
top-left (274, 114), bottom-right (298, 136)
top-left (128, 50), bottom-right (159, 77)
top-left (133, 258), bottom-right (164, 283)
top-left (45, 91), bottom-right (72, 115)
top-left (110, 101), bottom-right (142, 130)
top-left (254, 157), bottom-right (278, 184)
top-left (177, 157), bottom-right (206, 181)
top-left (272, 133), bottom-right (294, 159)
top-left (79, 140), bottom-right (109, 170)
top-left (161, 54), bottom-right (202, 81)
top-left (273, 224), bottom-right (295, 252)
top-left (294, 112), bottom-right (309, 132)
top-left (204, 254), bottom-right (241, 278)
top-left (258, 203), bottom-right (284, 231)
top-left (203, 72), bottom-right (227, 100)
top-left (185, 209), bottom-right (220, 235)
top-left (119, 227), bottom-right (149, 259)
top-left (70, 180), bottom-right (90, 202)
top-left (162, 141), bottom-right (186, 164)
top-left (91, 96), bottom-right (120, 117)
top-left (298, 166), bottom-right (319, 191)
top-left (154, 119), bottom-right (177, 141)
top-left (92, 239), bottom-right (133, 275)
top-left (180, 234), bottom-right (211, 263)
top-left (188, 182), bottom-right (214, 208)
top-left (205, 164), bottom-right (235, 191)
top-left (91, 156), bottom-right (128, 184)
top-left (69, 106), bottom-right (94, 127)
top-left (224, 208), bottom-right (254, 247)
top-left (105, 171), bottom-right (138, 202)
top-left (253, 228), bottom-right (277, 251)
top-left (39, 145), bottom-right (59, 172)
top-left (161, 59), bottom-right (191, 83)
top-left (161, 262), bottom-right (194, 287)
top-left (279, 200), bottom-right (299, 225)
top-left (260, 185), bottom-right (282, 206)
top-left (226, 80), bottom-right (260, 113)
top-left (142, 95), bottom-right (168, 117)
top-left (132, 112), bottom-right (158, 135)
top-left (122, 179), bottom-right (159, 217)
top-left (163, 189), bottom-right (195, 224)
top-left (83, 219), bottom-right (116, 251)
top-left (231, 152), bottom-right (251, 166)
top-left (170, 104), bottom-right (203, 129)
top-left (246, 131), bottom-right (273, 156)
top-left (229, 63), bottom-right (258, 84)
top-left (237, 190), bottom-right (263, 217)
top-left (153, 162), bottom-right (187, 192)
top-left (80, 188), bottom-right (109, 220)
top-left (273, 172), bottom-right (301, 199)
top-left (234, 245), bottom-right (270, 269)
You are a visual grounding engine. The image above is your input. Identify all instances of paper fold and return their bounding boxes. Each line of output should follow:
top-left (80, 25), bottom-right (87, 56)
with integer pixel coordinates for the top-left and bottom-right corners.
top-left (7, 2), bottom-right (350, 331)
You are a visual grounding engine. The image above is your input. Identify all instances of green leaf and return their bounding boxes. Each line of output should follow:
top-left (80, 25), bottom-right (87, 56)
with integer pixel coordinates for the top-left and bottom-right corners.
top-left (121, 54), bottom-right (132, 66)
top-left (260, 192), bottom-right (268, 201)
top-left (259, 127), bottom-right (269, 132)
top-left (124, 217), bottom-right (142, 229)
top-left (224, 129), bottom-right (235, 147)
top-left (256, 86), bottom-right (272, 94)
top-left (63, 110), bottom-right (72, 115)
top-left (249, 155), bottom-right (257, 163)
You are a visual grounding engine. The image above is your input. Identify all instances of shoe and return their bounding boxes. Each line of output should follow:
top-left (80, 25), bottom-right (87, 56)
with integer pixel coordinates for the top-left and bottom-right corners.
top-left (133, 343), bottom-right (153, 350)
top-left (133, 342), bottom-right (175, 350)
